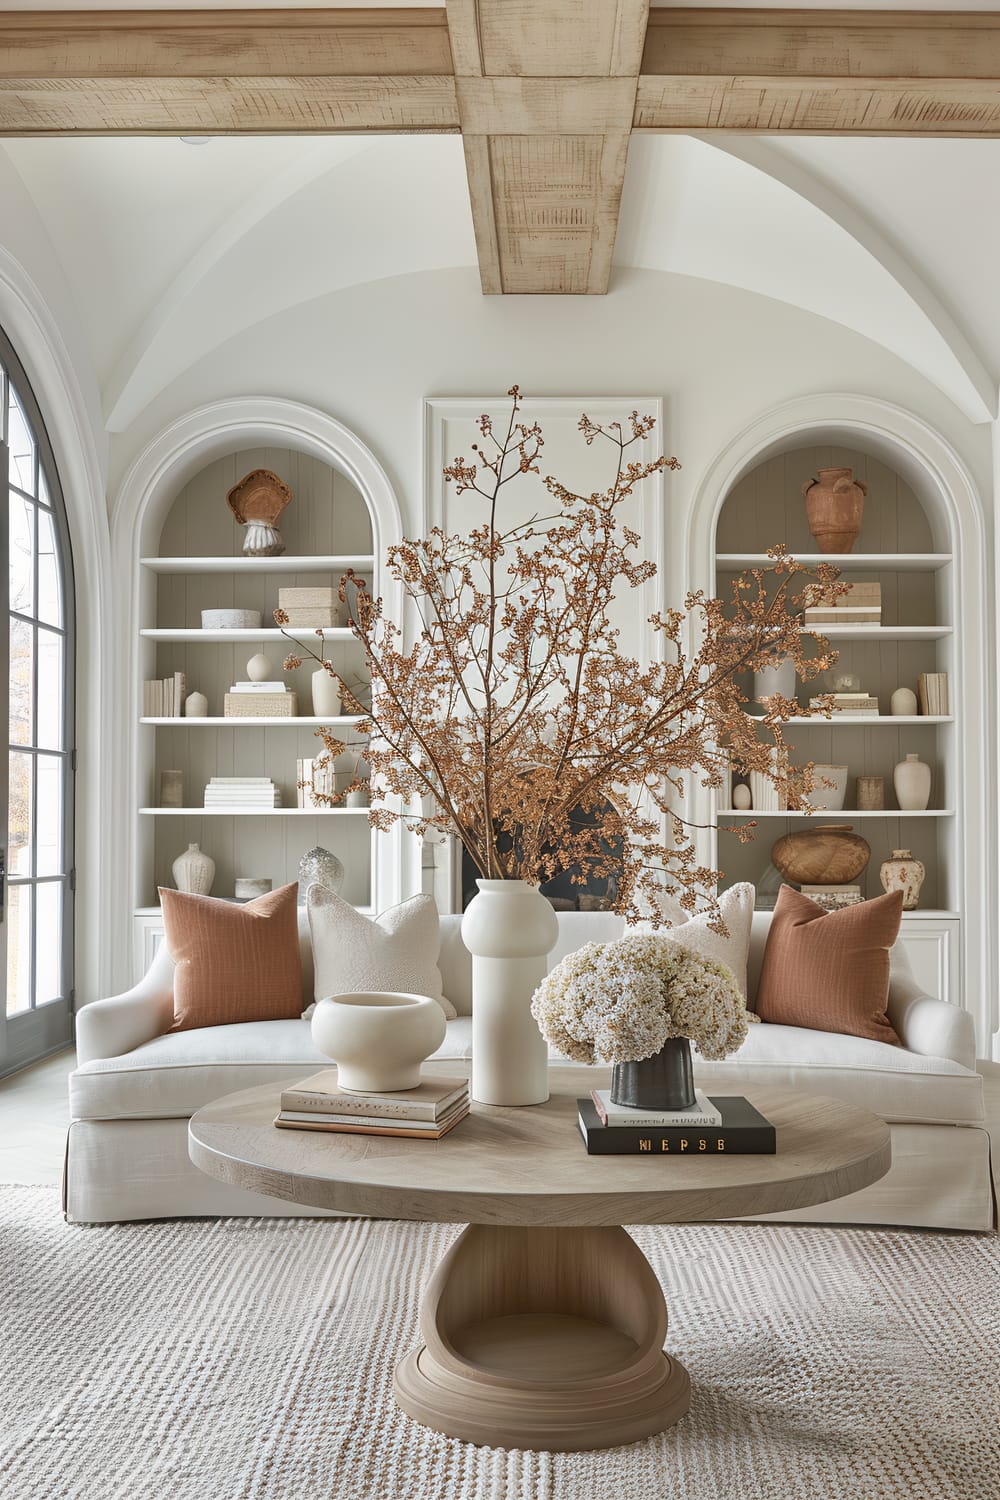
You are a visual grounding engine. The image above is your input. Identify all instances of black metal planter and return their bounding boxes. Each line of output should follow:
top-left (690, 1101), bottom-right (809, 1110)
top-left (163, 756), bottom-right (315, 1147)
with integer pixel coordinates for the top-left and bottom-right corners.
top-left (610, 1036), bottom-right (695, 1110)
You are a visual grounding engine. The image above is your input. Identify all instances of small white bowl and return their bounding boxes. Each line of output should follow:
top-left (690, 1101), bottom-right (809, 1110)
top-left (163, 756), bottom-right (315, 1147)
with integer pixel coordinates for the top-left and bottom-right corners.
top-left (311, 991), bottom-right (447, 1093)
top-left (201, 608), bottom-right (262, 630)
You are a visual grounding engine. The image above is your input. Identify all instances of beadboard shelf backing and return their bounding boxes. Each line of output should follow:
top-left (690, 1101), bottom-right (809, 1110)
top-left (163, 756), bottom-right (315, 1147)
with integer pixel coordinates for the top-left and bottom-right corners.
top-left (713, 441), bottom-right (959, 929)
top-left (136, 444), bottom-right (380, 926)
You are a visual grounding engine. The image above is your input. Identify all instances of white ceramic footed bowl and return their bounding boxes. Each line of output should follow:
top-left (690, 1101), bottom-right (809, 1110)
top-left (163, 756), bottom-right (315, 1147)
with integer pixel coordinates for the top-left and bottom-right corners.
top-left (310, 991), bottom-right (447, 1093)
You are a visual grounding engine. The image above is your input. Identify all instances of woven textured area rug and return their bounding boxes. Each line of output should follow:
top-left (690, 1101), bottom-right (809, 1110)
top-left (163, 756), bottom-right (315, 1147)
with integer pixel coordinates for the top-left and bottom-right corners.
top-left (1, 1187), bottom-right (998, 1500)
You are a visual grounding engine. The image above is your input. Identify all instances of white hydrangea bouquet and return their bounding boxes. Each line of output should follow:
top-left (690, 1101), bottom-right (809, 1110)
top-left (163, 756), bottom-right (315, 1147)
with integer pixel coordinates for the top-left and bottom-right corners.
top-left (530, 934), bottom-right (749, 1067)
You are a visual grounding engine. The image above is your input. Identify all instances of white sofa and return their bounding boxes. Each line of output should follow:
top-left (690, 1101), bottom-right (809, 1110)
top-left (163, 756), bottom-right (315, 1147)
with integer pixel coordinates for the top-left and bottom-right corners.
top-left (67, 911), bottom-right (994, 1230)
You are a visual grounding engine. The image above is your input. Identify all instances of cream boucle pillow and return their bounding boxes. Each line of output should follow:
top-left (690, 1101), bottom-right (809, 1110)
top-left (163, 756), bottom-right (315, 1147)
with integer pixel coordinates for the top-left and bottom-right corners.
top-left (306, 887), bottom-right (457, 1020)
top-left (636, 881), bottom-right (755, 997)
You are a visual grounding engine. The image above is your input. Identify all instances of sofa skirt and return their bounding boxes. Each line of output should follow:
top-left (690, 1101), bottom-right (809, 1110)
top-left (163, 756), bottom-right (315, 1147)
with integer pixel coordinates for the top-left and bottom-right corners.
top-left (64, 1116), bottom-right (995, 1230)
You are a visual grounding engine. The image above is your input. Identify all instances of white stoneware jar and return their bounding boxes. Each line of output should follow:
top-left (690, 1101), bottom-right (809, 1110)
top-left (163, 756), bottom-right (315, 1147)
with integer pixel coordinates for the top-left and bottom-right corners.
top-left (172, 843), bottom-right (215, 895)
top-left (461, 879), bottom-right (558, 1107)
top-left (311, 668), bottom-right (342, 717)
top-left (311, 992), bottom-right (447, 1093)
top-left (753, 656), bottom-right (795, 706)
top-left (184, 691), bottom-right (208, 718)
top-left (893, 753), bottom-right (931, 811)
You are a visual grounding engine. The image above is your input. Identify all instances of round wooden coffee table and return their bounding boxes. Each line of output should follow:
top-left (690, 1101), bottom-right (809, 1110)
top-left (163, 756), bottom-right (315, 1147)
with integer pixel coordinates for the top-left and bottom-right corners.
top-left (189, 1064), bottom-right (890, 1452)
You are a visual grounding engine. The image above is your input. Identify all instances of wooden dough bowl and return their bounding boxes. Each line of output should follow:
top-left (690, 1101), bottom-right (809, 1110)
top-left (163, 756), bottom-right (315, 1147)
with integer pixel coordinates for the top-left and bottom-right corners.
top-left (771, 824), bottom-right (870, 885)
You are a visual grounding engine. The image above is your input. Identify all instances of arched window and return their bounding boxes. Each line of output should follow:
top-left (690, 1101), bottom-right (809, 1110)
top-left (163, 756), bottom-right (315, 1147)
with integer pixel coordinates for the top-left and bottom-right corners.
top-left (2, 329), bottom-right (75, 1071)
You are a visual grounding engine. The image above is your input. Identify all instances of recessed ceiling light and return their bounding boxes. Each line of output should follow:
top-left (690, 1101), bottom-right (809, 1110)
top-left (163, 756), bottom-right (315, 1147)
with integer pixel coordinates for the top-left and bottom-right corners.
top-left (179, 137), bottom-right (212, 146)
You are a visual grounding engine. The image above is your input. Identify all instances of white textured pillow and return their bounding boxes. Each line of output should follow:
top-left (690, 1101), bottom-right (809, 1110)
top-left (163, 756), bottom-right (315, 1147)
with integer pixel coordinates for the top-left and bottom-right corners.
top-left (306, 887), bottom-right (457, 1020)
top-left (637, 882), bottom-right (755, 997)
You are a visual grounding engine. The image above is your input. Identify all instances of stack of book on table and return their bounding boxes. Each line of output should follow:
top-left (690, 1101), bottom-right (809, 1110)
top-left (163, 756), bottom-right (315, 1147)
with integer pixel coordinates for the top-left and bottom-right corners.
top-left (203, 776), bottom-right (281, 808)
top-left (224, 681), bottom-right (298, 718)
top-left (804, 582), bottom-right (882, 628)
top-left (275, 1070), bottom-right (470, 1139)
top-left (578, 1088), bottom-right (775, 1154)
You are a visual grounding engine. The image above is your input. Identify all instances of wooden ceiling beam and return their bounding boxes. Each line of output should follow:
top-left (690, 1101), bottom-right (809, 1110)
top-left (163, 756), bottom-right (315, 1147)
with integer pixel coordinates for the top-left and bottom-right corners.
top-left (636, 9), bottom-right (1000, 136)
top-left (0, 8), bottom-right (460, 134)
top-left (447, 0), bottom-right (648, 296)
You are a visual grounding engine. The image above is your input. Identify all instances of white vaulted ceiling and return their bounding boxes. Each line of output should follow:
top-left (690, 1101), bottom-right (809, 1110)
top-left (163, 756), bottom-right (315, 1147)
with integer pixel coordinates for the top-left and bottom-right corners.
top-left (3, 128), bottom-right (1000, 428)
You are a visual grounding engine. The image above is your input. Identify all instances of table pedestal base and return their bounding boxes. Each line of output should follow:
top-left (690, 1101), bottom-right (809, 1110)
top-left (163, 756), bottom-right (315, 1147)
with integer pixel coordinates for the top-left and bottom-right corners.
top-left (394, 1224), bottom-right (690, 1451)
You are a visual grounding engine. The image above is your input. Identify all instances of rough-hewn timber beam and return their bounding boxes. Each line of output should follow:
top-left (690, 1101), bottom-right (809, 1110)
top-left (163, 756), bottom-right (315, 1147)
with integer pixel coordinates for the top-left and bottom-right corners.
top-left (447, 0), bottom-right (648, 295)
top-left (636, 9), bottom-right (1000, 135)
top-left (0, 9), bottom-right (460, 133)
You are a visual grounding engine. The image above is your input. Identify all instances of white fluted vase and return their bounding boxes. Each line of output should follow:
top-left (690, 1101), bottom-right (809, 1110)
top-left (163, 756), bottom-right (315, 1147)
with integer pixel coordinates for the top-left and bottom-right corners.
top-left (461, 879), bottom-right (558, 1106)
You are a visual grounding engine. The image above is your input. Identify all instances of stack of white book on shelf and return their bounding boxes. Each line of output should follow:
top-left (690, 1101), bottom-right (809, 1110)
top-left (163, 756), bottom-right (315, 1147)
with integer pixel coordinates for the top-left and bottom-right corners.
top-left (917, 673), bottom-right (949, 715)
top-left (804, 582), bottom-right (882, 628)
top-left (295, 757), bottom-right (336, 809)
top-left (203, 777), bottom-right (281, 808)
top-left (800, 884), bottom-right (863, 910)
top-left (143, 672), bottom-right (186, 717)
top-left (809, 692), bottom-right (880, 716)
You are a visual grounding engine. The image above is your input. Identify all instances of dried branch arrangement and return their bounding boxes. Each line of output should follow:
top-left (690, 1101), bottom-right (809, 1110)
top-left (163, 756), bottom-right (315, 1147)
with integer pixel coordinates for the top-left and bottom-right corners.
top-left (278, 388), bottom-right (842, 924)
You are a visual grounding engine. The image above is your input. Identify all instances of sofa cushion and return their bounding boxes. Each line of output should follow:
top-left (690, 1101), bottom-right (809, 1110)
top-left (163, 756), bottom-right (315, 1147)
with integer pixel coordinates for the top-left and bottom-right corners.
top-left (692, 1021), bottom-right (984, 1126)
top-left (307, 887), bottom-right (457, 1019)
top-left (69, 1016), bottom-right (982, 1128)
top-left (755, 886), bottom-right (904, 1044)
top-left (161, 882), bottom-right (303, 1031)
top-left (70, 1018), bottom-right (476, 1121)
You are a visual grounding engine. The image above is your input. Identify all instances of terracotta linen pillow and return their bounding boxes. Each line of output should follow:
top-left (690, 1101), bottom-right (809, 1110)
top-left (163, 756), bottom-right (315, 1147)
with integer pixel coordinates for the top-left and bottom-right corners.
top-left (160, 882), bottom-right (303, 1032)
top-left (755, 885), bottom-right (904, 1045)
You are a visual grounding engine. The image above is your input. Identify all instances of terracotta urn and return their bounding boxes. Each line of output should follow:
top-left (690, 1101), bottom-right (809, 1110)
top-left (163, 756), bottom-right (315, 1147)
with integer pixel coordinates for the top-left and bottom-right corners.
top-left (802, 467), bottom-right (867, 553)
top-left (880, 849), bottom-right (925, 910)
top-left (771, 824), bottom-right (870, 886)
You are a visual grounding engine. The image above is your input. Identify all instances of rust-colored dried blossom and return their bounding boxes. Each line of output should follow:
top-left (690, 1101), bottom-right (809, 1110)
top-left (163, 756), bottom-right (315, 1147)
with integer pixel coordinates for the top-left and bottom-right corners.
top-left (279, 388), bottom-right (842, 924)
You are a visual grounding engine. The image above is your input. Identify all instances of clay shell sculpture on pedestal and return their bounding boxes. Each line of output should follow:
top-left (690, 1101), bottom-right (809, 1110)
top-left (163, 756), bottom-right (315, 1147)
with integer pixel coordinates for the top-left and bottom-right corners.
top-left (227, 468), bottom-right (293, 557)
top-left (802, 466), bottom-right (867, 554)
top-left (880, 849), bottom-right (925, 910)
top-left (771, 824), bottom-right (871, 886)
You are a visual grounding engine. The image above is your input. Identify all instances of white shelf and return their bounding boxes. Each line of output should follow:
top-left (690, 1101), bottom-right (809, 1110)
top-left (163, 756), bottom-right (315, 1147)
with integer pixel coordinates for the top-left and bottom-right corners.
top-left (140, 716), bottom-right (364, 728)
top-left (750, 715), bottom-right (952, 726)
top-left (140, 554), bottom-right (374, 575)
top-left (719, 809), bottom-right (954, 819)
top-left (717, 553), bottom-right (953, 573)
top-left (141, 627), bottom-right (356, 643)
top-left (139, 806), bottom-right (372, 817)
top-left (803, 625), bottom-right (952, 641)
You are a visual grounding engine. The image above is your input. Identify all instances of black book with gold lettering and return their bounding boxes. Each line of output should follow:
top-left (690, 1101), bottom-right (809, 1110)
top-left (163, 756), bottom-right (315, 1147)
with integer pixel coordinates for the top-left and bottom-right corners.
top-left (576, 1096), bottom-right (776, 1155)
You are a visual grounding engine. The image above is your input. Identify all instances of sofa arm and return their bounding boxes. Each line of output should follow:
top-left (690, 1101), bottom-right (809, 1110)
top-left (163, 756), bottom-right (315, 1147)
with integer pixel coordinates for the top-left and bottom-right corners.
top-left (887, 948), bottom-right (976, 1070)
top-left (75, 943), bottom-right (176, 1066)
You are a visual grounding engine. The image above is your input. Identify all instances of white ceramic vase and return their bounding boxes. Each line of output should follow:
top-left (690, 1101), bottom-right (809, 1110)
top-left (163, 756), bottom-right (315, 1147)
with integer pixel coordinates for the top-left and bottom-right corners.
top-left (461, 879), bottom-right (558, 1106)
top-left (172, 842), bottom-right (215, 895)
top-left (893, 753), bottom-right (931, 811)
top-left (184, 691), bottom-right (208, 718)
top-left (311, 668), bottom-right (342, 717)
top-left (753, 656), bottom-right (795, 705)
top-left (891, 687), bottom-right (918, 717)
top-left (311, 992), bottom-right (447, 1093)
